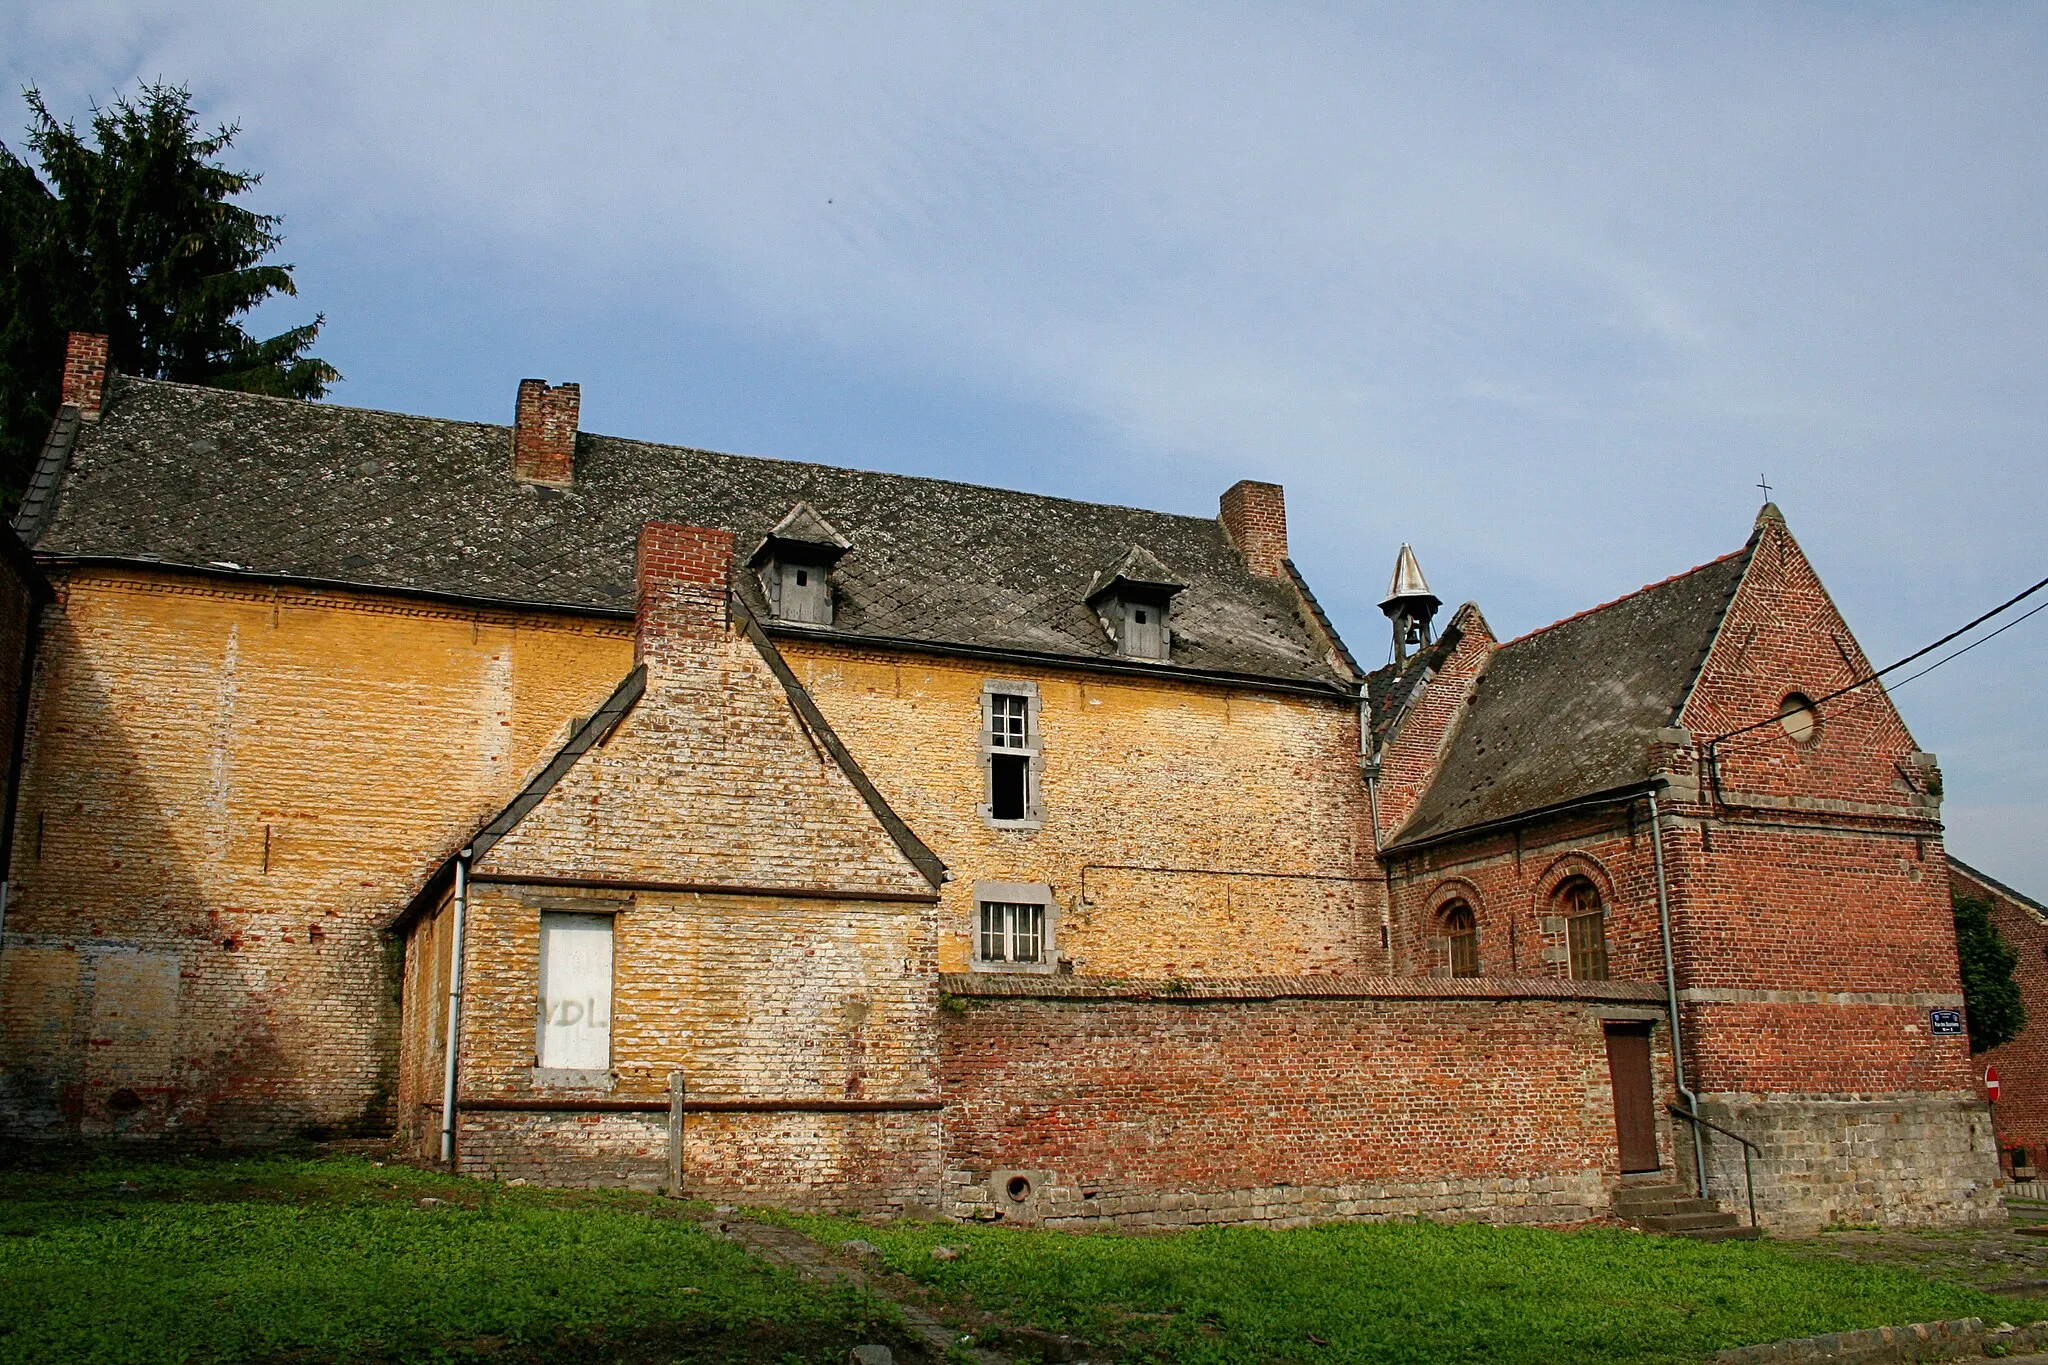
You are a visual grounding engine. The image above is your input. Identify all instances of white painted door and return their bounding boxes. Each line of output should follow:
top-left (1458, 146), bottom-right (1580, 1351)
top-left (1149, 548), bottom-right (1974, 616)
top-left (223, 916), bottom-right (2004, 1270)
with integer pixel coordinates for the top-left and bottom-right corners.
top-left (538, 912), bottom-right (614, 1071)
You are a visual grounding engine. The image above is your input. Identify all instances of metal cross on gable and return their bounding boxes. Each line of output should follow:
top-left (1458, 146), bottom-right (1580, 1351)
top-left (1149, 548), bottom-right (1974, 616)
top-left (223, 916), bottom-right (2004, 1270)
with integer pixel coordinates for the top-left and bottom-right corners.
top-left (1757, 474), bottom-right (1773, 500)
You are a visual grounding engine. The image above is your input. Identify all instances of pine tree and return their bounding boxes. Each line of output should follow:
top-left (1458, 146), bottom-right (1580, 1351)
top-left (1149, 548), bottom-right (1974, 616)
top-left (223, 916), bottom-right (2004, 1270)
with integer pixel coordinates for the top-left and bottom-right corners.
top-left (1955, 892), bottom-right (2026, 1054)
top-left (0, 80), bottom-right (337, 508)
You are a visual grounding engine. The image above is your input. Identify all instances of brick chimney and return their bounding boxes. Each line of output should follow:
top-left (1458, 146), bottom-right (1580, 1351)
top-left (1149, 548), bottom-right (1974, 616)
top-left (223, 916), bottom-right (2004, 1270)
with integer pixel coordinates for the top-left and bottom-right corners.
top-left (635, 521), bottom-right (733, 667)
top-left (1219, 479), bottom-right (1288, 578)
top-left (62, 332), bottom-right (109, 421)
top-left (512, 379), bottom-right (579, 485)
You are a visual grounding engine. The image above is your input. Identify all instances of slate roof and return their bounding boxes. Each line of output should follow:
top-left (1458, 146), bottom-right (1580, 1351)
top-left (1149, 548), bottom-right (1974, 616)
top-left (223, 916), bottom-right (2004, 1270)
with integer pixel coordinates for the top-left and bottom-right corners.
top-left (26, 378), bottom-right (1354, 693)
top-left (1389, 545), bottom-right (1755, 846)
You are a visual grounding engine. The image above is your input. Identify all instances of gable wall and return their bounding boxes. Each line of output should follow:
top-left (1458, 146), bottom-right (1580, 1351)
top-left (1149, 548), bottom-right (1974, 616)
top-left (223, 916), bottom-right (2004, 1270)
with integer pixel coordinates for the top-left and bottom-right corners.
top-left (0, 567), bottom-right (633, 1141)
top-left (781, 640), bottom-right (1379, 978)
top-left (1664, 516), bottom-right (1965, 1096)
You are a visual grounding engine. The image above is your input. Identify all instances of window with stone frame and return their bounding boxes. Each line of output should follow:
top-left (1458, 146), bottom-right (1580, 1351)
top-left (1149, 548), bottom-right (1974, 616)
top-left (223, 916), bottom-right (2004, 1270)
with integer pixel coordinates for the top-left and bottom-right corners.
top-left (1559, 877), bottom-right (1609, 981)
top-left (979, 680), bottom-right (1042, 827)
top-left (1442, 901), bottom-right (1480, 978)
top-left (971, 880), bottom-right (1056, 973)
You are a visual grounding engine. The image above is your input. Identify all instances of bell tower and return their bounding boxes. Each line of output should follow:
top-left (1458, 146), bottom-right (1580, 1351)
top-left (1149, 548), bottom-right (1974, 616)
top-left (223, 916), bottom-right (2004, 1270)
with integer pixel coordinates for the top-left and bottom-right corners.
top-left (1379, 543), bottom-right (1441, 665)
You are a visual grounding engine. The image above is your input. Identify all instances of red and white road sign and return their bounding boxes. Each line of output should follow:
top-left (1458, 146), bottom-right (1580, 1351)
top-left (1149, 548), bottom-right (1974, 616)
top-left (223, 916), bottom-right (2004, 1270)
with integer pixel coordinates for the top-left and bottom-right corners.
top-left (1987, 1066), bottom-right (2001, 1103)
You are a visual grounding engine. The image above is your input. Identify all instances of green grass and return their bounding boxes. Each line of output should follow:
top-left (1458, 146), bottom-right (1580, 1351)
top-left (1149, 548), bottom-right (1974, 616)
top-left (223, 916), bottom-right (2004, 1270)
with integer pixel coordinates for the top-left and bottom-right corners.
top-left (0, 1152), bottom-right (901, 1364)
top-left (777, 1211), bottom-right (2016, 1365)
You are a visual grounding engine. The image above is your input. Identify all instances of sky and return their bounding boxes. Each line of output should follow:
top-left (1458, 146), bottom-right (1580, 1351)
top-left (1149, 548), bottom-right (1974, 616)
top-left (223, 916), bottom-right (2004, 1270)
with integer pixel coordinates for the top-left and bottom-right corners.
top-left (6, 3), bottom-right (2046, 890)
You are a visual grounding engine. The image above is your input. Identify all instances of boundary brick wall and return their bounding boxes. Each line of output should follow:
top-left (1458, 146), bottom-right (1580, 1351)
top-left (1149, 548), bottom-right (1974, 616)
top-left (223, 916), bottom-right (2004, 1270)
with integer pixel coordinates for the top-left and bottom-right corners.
top-left (939, 977), bottom-right (1674, 1230)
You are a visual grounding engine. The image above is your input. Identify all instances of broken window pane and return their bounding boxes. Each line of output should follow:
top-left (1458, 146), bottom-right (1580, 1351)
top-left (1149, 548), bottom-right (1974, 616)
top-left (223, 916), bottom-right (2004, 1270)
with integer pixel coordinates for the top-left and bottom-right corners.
top-left (990, 753), bottom-right (1028, 820)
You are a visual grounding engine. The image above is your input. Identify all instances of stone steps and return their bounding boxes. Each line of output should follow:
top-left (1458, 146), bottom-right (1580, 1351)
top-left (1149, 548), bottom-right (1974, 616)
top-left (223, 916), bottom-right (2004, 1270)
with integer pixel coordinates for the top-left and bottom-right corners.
top-left (1613, 1183), bottom-right (1761, 1240)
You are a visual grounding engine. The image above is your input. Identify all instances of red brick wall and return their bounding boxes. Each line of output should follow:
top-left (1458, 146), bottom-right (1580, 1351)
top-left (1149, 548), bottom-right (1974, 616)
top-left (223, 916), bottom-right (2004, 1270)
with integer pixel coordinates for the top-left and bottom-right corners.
top-left (941, 983), bottom-right (1674, 1226)
top-left (1373, 604), bottom-right (1494, 842)
top-left (1679, 510), bottom-right (1931, 815)
top-left (1387, 807), bottom-right (1665, 984)
top-left (61, 333), bottom-right (108, 418)
top-left (511, 379), bottom-right (578, 485)
top-left (1218, 480), bottom-right (1288, 578)
top-left (1954, 862), bottom-right (2048, 1164)
top-left (1663, 512), bottom-right (1965, 1098)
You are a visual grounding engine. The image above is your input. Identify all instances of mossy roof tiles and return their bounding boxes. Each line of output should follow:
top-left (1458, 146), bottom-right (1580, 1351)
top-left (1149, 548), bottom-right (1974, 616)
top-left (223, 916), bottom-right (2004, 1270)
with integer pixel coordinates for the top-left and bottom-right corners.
top-left (32, 377), bottom-right (1353, 691)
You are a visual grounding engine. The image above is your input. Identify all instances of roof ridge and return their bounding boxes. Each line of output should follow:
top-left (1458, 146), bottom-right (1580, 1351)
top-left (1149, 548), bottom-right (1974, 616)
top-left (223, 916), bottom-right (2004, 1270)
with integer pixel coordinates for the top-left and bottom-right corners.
top-left (587, 430), bottom-right (1234, 530)
top-left (109, 373), bottom-right (511, 434)
top-left (1501, 546), bottom-right (1750, 650)
top-left (114, 374), bottom-right (1237, 533)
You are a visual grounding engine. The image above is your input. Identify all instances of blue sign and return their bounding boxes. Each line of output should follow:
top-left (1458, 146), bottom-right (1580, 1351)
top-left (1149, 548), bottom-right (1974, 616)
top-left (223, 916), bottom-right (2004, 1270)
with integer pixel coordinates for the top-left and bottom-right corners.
top-left (1930, 1008), bottom-right (1964, 1036)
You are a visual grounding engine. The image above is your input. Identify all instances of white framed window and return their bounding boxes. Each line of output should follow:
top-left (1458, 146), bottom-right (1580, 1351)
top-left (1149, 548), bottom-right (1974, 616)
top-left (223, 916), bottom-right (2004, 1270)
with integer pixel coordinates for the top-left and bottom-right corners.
top-left (979, 680), bottom-right (1043, 828)
top-left (972, 880), bottom-right (1057, 973)
top-left (536, 911), bottom-right (615, 1082)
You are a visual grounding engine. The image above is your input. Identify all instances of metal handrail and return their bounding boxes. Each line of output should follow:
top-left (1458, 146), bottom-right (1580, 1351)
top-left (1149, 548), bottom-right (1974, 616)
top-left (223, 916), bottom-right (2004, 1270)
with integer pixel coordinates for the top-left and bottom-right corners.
top-left (1669, 1104), bottom-right (1760, 1229)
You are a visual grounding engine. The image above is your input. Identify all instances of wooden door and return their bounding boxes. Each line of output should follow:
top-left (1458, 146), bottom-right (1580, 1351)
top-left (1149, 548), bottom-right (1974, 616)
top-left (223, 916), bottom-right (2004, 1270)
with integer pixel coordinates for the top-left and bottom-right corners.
top-left (1604, 1023), bottom-right (1660, 1173)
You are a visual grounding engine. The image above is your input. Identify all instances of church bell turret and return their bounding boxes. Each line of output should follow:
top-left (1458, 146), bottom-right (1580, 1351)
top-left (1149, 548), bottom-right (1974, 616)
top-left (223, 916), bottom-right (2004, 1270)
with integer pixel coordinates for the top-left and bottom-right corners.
top-left (1380, 543), bottom-right (1441, 665)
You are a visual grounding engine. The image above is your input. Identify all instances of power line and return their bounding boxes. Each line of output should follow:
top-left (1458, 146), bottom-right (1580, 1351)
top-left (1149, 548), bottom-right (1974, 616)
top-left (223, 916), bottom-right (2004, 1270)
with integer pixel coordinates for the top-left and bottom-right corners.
top-left (1704, 571), bottom-right (2048, 748)
top-left (1717, 595), bottom-right (2048, 751)
top-left (1886, 597), bottom-right (2048, 691)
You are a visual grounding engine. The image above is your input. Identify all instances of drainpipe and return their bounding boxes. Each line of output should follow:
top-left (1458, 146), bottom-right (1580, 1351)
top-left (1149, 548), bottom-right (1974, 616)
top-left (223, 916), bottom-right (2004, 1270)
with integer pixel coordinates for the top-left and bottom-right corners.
top-left (438, 850), bottom-right (471, 1168)
top-left (1648, 789), bottom-right (1707, 1197)
top-left (1364, 751), bottom-right (1398, 975)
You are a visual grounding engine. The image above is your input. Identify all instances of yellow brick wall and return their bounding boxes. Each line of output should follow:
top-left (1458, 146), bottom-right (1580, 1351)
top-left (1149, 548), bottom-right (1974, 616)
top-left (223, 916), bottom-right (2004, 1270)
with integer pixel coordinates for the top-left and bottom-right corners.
top-left (0, 568), bottom-right (633, 1139)
top-left (1, 563), bottom-right (1377, 1147)
top-left (400, 883), bottom-right (942, 1202)
top-left (452, 885), bottom-right (937, 1103)
top-left (783, 643), bottom-right (1378, 977)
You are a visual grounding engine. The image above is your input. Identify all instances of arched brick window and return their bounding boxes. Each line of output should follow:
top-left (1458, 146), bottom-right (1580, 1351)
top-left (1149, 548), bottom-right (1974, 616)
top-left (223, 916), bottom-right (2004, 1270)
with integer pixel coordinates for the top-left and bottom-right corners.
top-left (1441, 900), bottom-right (1479, 978)
top-left (1556, 877), bottom-right (1608, 980)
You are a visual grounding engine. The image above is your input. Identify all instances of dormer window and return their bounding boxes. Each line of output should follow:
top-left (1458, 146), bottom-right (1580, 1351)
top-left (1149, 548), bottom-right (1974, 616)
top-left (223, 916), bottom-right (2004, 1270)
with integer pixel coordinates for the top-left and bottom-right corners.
top-left (747, 502), bottom-right (851, 627)
top-left (1085, 544), bottom-right (1185, 662)
top-left (767, 559), bottom-right (832, 624)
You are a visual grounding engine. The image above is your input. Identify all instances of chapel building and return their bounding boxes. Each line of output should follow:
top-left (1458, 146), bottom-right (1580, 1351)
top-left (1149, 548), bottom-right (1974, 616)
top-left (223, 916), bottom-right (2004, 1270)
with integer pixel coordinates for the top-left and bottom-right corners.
top-left (0, 333), bottom-right (2001, 1233)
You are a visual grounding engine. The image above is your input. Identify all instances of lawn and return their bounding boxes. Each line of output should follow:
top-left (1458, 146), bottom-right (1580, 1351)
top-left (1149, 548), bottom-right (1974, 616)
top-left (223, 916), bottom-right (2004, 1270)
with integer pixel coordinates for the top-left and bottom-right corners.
top-left (1, 1152), bottom-right (2027, 1365)
top-left (0, 1152), bottom-right (903, 1364)
top-left (779, 1210), bottom-right (2019, 1365)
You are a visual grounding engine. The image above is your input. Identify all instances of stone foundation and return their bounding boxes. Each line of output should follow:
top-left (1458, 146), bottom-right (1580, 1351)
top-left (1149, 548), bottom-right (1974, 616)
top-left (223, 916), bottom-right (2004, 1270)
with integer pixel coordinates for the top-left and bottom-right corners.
top-left (944, 1167), bottom-right (1610, 1230)
top-left (1680, 1093), bottom-right (2002, 1235)
top-left (452, 1107), bottom-right (944, 1212)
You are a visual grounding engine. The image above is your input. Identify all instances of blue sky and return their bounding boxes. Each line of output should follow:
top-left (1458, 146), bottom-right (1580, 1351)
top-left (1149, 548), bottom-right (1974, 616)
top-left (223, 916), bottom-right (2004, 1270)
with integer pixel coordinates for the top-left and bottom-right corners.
top-left (8, 4), bottom-right (2046, 890)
